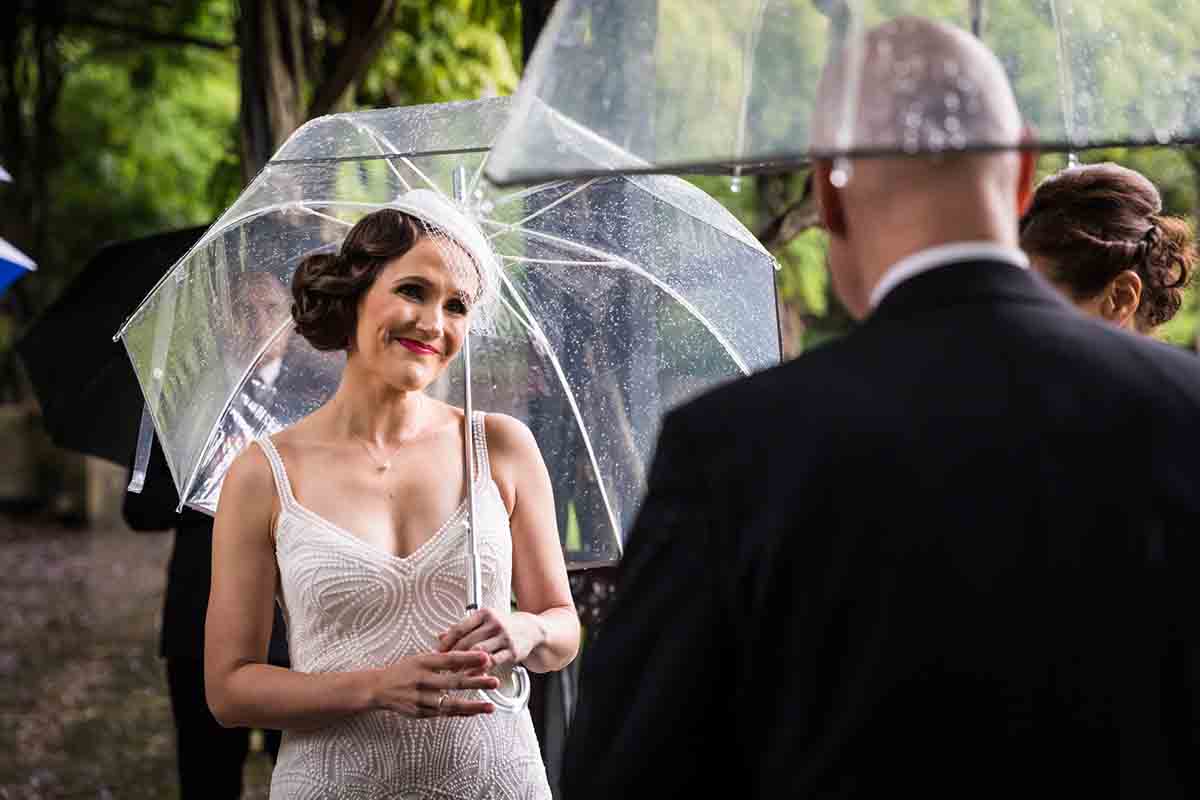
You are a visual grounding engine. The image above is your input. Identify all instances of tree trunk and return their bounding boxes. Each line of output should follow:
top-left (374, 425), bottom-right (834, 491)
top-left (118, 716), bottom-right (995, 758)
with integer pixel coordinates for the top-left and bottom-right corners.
top-left (756, 172), bottom-right (815, 358)
top-left (307, 0), bottom-right (395, 119)
top-left (237, 0), bottom-right (306, 182)
top-left (237, 0), bottom-right (397, 183)
top-left (31, 6), bottom-right (65, 269)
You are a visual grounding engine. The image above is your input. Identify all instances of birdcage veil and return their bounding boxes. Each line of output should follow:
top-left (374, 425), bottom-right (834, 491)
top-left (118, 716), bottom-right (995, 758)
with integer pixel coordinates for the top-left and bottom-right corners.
top-left (390, 188), bottom-right (501, 335)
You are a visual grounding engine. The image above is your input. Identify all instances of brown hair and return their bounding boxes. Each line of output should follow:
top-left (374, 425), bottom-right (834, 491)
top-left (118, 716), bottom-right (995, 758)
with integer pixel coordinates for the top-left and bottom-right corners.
top-left (1019, 163), bottom-right (1196, 330)
top-left (291, 209), bottom-right (426, 351)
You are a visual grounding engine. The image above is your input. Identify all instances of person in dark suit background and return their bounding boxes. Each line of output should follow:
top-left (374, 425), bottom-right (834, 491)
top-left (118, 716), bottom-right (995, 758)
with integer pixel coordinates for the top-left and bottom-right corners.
top-left (124, 439), bottom-right (289, 800)
top-left (123, 270), bottom-right (316, 799)
top-left (562, 17), bottom-right (1200, 800)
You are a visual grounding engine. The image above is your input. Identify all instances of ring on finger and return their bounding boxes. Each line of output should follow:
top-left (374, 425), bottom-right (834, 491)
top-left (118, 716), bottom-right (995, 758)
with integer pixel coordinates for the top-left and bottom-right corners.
top-left (437, 691), bottom-right (450, 711)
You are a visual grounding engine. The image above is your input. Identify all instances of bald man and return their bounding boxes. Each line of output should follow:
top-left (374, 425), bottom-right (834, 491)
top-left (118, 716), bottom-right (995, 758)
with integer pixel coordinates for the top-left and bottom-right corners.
top-left (562, 17), bottom-right (1200, 799)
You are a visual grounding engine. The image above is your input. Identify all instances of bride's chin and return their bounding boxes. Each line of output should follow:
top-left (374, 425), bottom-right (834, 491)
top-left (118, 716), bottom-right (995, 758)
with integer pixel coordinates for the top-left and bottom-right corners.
top-left (379, 365), bottom-right (440, 393)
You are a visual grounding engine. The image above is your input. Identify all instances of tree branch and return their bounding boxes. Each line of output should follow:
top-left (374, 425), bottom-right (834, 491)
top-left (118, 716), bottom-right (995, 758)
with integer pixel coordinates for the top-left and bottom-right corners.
top-left (756, 173), bottom-right (819, 251)
top-left (62, 15), bottom-right (233, 51)
top-left (307, 0), bottom-right (395, 119)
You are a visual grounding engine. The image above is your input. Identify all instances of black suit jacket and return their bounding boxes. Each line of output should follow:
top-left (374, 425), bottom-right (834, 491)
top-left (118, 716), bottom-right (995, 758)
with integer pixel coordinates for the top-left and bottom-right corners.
top-left (562, 261), bottom-right (1200, 798)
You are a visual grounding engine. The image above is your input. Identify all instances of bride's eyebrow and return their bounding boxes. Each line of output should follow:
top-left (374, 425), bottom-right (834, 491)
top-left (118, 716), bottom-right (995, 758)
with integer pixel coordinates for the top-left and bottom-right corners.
top-left (392, 274), bottom-right (473, 303)
top-left (392, 275), bottom-right (433, 286)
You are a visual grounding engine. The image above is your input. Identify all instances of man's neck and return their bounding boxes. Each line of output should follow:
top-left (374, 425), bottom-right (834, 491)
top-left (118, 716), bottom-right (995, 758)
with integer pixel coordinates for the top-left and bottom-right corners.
top-left (867, 240), bottom-right (1030, 310)
top-left (857, 217), bottom-right (1020, 313)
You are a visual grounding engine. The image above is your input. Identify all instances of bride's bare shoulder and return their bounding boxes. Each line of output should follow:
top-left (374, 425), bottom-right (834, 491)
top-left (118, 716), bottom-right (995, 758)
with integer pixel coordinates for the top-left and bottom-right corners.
top-left (480, 412), bottom-right (542, 474)
top-left (218, 442), bottom-right (276, 525)
top-left (480, 412), bottom-right (535, 449)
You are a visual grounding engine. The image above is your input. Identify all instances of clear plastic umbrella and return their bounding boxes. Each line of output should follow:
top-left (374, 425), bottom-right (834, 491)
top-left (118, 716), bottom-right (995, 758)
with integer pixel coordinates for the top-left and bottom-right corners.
top-left (486, 0), bottom-right (1200, 185)
top-left (113, 96), bottom-right (780, 704)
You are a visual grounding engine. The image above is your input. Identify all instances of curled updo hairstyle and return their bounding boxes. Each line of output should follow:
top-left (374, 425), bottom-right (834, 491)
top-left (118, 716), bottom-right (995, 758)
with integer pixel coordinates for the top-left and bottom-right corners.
top-left (292, 209), bottom-right (428, 351)
top-left (1019, 163), bottom-right (1196, 330)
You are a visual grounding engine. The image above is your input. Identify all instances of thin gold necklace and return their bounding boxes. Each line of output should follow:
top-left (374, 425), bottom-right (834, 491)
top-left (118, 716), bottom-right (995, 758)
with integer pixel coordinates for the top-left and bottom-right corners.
top-left (352, 395), bottom-right (425, 473)
top-left (356, 437), bottom-right (404, 472)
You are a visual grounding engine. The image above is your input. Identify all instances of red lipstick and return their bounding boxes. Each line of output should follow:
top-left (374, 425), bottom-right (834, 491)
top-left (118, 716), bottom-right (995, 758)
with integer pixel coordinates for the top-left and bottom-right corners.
top-left (394, 337), bottom-right (438, 355)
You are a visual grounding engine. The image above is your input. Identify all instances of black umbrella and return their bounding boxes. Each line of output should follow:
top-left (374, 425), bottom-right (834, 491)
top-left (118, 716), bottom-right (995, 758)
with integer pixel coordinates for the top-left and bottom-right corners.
top-left (16, 226), bottom-right (207, 466)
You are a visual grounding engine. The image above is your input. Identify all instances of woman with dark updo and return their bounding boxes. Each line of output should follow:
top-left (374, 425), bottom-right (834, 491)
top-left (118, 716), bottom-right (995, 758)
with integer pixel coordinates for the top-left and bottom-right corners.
top-left (204, 189), bottom-right (576, 798)
top-left (1019, 162), bottom-right (1196, 334)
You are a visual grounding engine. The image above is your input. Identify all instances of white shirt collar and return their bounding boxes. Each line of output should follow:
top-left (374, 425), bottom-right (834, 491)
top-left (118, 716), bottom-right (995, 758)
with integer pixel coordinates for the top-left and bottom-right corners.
top-left (256, 358), bottom-right (283, 388)
top-left (868, 241), bottom-right (1030, 310)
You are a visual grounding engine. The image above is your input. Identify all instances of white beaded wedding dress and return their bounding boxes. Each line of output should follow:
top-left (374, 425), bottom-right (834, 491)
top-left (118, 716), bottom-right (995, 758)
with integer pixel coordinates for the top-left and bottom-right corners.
top-left (256, 412), bottom-right (551, 799)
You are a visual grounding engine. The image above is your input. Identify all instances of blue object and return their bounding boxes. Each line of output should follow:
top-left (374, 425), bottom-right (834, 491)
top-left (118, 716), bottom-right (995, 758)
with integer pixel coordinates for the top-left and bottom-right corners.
top-left (0, 236), bottom-right (35, 296)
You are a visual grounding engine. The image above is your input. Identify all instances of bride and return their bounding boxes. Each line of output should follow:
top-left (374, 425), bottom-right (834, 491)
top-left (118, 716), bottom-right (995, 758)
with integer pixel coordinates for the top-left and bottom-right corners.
top-left (204, 190), bottom-right (579, 799)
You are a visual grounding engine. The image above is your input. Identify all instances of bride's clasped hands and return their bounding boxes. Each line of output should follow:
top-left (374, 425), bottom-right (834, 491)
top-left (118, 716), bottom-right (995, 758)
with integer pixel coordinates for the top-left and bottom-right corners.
top-left (436, 607), bottom-right (545, 668)
top-left (368, 649), bottom-right (501, 719)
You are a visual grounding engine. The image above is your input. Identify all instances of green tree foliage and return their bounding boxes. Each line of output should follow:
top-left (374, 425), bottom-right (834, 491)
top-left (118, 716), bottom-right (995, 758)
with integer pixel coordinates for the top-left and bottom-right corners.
top-left (0, 0), bottom-right (521, 382)
top-left (697, 147), bottom-right (1199, 356)
top-left (1, 1), bottom-right (237, 319)
top-left (360, 0), bottom-right (521, 106)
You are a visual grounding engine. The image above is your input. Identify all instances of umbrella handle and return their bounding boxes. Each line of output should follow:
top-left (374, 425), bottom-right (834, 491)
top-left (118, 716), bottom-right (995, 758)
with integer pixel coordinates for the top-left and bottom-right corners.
top-left (454, 164), bottom-right (529, 714)
top-left (482, 663), bottom-right (531, 713)
top-left (127, 404), bottom-right (157, 494)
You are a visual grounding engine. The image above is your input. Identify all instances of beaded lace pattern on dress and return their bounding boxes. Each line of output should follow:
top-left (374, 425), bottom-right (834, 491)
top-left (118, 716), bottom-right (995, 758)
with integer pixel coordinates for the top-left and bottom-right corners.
top-left (256, 412), bottom-right (550, 799)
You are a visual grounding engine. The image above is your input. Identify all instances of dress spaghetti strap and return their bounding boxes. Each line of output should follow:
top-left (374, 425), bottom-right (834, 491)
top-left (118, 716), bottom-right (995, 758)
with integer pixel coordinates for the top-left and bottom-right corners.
top-left (254, 436), bottom-right (298, 511)
top-left (470, 410), bottom-right (492, 484)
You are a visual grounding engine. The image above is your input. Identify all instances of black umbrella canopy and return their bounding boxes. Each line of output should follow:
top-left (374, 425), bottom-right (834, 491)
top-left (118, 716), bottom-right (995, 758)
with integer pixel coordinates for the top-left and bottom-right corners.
top-left (17, 226), bottom-right (207, 466)
top-left (486, 0), bottom-right (1200, 184)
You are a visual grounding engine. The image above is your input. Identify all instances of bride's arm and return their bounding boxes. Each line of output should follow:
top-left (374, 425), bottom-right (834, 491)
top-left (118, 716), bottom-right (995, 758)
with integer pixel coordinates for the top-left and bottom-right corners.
top-left (205, 445), bottom-right (500, 731)
top-left (439, 414), bottom-right (580, 674)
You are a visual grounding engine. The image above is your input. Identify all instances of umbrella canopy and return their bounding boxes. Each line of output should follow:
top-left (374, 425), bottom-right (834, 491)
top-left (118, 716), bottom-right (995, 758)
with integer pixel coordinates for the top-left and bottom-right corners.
top-left (17, 227), bottom-right (205, 464)
top-left (486, 0), bottom-right (1200, 184)
top-left (0, 237), bottom-right (36, 297)
top-left (114, 96), bottom-right (780, 568)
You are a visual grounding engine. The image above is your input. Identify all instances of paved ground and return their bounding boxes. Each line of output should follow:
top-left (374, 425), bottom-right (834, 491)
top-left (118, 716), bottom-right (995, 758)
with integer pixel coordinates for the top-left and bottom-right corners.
top-left (0, 514), bottom-right (273, 799)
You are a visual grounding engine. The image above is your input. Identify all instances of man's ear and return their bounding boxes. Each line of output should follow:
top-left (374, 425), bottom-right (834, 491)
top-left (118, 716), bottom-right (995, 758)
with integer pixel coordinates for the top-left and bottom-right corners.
top-left (813, 160), bottom-right (847, 238)
top-left (1015, 136), bottom-right (1039, 218)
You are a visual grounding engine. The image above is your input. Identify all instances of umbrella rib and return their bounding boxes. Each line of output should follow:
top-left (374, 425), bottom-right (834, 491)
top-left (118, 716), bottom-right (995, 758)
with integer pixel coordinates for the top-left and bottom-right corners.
top-left (501, 256), bottom-right (607, 266)
top-left (123, 191), bottom-right (472, 335)
top-left (733, 0), bottom-right (769, 162)
top-left (341, 118), bottom-right (412, 191)
top-left (296, 207), bottom-right (354, 228)
top-left (115, 197), bottom-right (367, 340)
top-left (622, 175), bottom-right (769, 255)
top-left (490, 101), bottom-right (652, 181)
top-left (466, 151), bottom-right (489, 203)
top-left (485, 179), bottom-right (599, 239)
top-left (492, 280), bottom-right (624, 559)
top-left (162, 200), bottom-right (395, 264)
top-left (116, 164), bottom-right (283, 340)
top-left (482, 221), bottom-right (752, 376)
top-left (174, 318), bottom-right (295, 512)
top-left (399, 157), bottom-right (449, 200)
top-left (487, 180), bottom-right (574, 211)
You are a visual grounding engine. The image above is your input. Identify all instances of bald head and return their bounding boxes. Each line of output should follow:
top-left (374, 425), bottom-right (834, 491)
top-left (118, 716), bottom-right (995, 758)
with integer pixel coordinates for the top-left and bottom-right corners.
top-left (812, 16), bottom-right (1022, 156)
top-left (810, 17), bottom-right (1036, 320)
